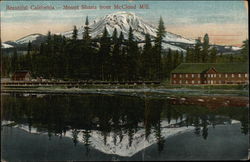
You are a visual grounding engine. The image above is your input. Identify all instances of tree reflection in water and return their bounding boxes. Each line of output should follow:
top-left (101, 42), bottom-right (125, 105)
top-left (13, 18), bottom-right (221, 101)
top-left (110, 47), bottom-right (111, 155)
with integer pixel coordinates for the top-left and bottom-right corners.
top-left (1, 94), bottom-right (249, 155)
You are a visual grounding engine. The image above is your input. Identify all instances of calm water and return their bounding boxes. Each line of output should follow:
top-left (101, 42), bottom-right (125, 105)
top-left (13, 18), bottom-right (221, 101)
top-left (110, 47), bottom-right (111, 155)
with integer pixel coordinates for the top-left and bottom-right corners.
top-left (1, 93), bottom-right (249, 161)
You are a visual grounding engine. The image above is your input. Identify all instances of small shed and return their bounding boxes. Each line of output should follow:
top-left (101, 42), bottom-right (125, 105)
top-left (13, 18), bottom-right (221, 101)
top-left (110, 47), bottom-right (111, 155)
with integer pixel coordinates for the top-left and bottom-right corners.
top-left (12, 70), bottom-right (32, 81)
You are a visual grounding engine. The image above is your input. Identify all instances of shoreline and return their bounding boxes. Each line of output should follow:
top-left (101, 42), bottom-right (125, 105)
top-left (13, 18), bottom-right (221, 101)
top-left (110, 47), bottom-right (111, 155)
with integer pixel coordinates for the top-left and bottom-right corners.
top-left (1, 87), bottom-right (248, 108)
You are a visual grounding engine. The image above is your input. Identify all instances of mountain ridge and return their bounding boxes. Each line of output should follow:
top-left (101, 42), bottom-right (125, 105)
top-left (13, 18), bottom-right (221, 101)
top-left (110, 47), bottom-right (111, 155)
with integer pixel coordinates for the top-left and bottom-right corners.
top-left (2, 11), bottom-right (242, 53)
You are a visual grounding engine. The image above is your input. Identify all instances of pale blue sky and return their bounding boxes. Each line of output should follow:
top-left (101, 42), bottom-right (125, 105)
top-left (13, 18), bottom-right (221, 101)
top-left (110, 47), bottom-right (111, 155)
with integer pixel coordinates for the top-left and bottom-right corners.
top-left (1, 0), bottom-right (248, 46)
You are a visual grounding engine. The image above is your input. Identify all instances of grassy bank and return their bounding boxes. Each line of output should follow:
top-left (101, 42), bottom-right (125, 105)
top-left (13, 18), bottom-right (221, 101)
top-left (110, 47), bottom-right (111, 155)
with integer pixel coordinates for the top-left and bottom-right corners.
top-left (2, 82), bottom-right (248, 90)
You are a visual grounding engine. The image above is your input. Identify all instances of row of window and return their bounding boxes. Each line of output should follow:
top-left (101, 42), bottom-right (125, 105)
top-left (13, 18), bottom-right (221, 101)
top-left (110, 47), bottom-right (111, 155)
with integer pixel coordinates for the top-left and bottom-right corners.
top-left (173, 80), bottom-right (249, 84)
top-left (173, 73), bottom-right (248, 78)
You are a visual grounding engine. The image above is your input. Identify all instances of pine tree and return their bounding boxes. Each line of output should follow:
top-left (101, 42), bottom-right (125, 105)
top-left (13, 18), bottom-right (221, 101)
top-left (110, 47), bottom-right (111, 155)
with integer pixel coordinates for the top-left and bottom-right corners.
top-left (173, 51), bottom-right (179, 69)
top-left (98, 27), bottom-right (111, 80)
top-left (194, 37), bottom-right (202, 62)
top-left (127, 26), bottom-right (139, 81)
top-left (201, 34), bottom-right (209, 63)
top-left (72, 25), bottom-right (78, 41)
top-left (141, 33), bottom-right (153, 80)
top-left (83, 16), bottom-right (91, 44)
top-left (81, 16), bottom-right (94, 79)
top-left (185, 47), bottom-right (193, 63)
top-left (118, 31), bottom-right (127, 81)
top-left (179, 51), bottom-right (184, 64)
top-left (166, 49), bottom-right (173, 78)
top-left (210, 47), bottom-right (217, 63)
top-left (26, 41), bottom-right (32, 71)
top-left (11, 48), bottom-right (18, 73)
top-left (111, 28), bottom-right (120, 81)
top-left (154, 17), bottom-right (166, 80)
top-left (241, 39), bottom-right (248, 62)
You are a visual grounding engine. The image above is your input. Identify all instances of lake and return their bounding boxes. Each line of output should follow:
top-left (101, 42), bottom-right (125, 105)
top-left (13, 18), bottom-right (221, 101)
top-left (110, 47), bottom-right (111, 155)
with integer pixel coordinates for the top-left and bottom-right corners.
top-left (1, 93), bottom-right (249, 161)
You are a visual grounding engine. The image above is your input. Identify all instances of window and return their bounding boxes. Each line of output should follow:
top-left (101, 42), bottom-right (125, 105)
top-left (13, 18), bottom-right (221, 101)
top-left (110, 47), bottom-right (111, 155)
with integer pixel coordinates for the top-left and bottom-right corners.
top-left (214, 74), bottom-right (216, 77)
top-left (173, 74), bottom-right (176, 78)
top-left (238, 74), bottom-right (241, 78)
top-left (179, 80), bottom-right (182, 84)
top-left (211, 74), bottom-right (213, 78)
top-left (185, 74), bottom-right (188, 78)
top-left (192, 74), bottom-right (194, 78)
top-left (198, 74), bottom-right (200, 78)
top-left (173, 80), bottom-right (176, 84)
top-left (219, 74), bottom-right (221, 78)
top-left (208, 80), bottom-right (210, 84)
top-left (185, 80), bottom-right (188, 84)
top-left (180, 74), bottom-right (182, 78)
top-left (232, 74), bottom-right (234, 78)
top-left (245, 74), bottom-right (248, 78)
top-left (208, 74), bottom-right (210, 78)
top-left (192, 80), bottom-right (194, 84)
top-left (225, 74), bottom-right (228, 78)
top-left (204, 74), bottom-right (206, 77)
top-left (219, 80), bottom-right (222, 84)
top-left (198, 80), bottom-right (200, 84)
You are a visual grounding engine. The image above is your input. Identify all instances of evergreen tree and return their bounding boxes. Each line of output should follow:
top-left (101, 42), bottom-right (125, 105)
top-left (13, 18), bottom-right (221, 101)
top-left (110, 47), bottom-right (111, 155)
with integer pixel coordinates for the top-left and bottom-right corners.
top-left (81, 16), bottom-right (94, 79)
top-left (166, 49), bottom-right (173, 78)
top-left (11, 48), bottom-right (18, 73)
top-left (83, 16), bottom-right (91, 42)
top-left (185, 47), bottom-right (193, 63)
top-left (154, 17), bottom-right (166, 80)
top-left (98, 27), bottom-right (111, 80)
top-left (25, 41), bottom-right (32, 71)
top-left (179, 51), bottom-right (184, 64)
top-left (141, 33), bottom-right (153, 80)
top-left (210, 47), bottom-right (217, 63)
top-left (173, 51), bottom-right (179, 69)
top-left (72, 25), bottom-right (78, 41)
top-left (118, 31), bottom-right (127, 81)
top-left (201, 34), bottom-right (209, 63)
top-left (127, 26), bottom-right (139, 81)
top-left (111, 28), bottom-right (120, 81)
top-left (194, 37), bottom-right (202, 62)
top-left (241, 39), bottom-right (248, 62)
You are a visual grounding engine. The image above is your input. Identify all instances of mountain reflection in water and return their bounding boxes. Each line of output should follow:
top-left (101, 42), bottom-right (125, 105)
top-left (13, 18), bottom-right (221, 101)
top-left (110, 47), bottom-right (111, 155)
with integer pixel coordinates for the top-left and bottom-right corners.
top-left (1, 93), bottom-right (249, 157)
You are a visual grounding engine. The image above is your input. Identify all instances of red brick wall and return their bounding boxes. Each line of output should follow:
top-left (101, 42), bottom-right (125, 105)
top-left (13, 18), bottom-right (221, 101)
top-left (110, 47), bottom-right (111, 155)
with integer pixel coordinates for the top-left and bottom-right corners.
top-left (171, 72), bottom-right (248, 85)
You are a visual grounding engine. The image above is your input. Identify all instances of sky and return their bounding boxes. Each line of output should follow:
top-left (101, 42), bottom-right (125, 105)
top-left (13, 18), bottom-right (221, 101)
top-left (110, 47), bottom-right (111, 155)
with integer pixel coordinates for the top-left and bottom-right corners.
top-left (0, 0), bottom-right (248, 46)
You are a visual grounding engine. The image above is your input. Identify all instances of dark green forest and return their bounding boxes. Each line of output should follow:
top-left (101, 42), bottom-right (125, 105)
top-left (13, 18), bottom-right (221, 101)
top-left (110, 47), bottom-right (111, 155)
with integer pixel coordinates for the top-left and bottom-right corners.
top-left (1, 17), bottom-right (249, 81)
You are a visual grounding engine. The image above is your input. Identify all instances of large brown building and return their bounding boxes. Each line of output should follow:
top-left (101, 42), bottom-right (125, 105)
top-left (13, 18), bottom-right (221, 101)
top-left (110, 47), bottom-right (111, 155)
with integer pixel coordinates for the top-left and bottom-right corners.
top-left (171, 63), bottom-right (249, 85)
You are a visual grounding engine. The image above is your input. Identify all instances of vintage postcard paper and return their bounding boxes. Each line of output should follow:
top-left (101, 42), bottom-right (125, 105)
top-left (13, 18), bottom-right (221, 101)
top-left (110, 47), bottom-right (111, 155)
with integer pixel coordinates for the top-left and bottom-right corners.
top-left (1, 0), bottom-right (249, 161)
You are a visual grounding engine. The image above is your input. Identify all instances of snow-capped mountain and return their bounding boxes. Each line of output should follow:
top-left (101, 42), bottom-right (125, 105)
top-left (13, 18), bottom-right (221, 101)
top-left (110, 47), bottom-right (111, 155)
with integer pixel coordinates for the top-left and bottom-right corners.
top-left (1, 43), bottom-right (14, 48)
top-left (2, 11), bottom-right (242, 53)
top-left (15, 33), bottom-right (46, 44)
top-left (62, 11), bottom-right (194, 52)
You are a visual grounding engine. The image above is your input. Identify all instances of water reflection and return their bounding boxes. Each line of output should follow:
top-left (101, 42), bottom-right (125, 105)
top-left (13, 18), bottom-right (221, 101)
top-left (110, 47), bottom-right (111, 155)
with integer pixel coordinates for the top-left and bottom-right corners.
top-left (1, 94), bottom-right (248, 156)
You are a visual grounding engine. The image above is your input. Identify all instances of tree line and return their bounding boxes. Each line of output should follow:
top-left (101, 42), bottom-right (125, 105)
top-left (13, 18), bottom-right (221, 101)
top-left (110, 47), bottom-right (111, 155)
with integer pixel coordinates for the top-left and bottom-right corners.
top-left (1, 16), bottom-right (248, 81)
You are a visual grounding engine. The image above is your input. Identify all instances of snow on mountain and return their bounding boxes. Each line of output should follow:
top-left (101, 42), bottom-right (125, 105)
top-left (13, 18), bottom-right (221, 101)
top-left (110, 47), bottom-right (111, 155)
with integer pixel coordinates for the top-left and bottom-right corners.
top-left (5, 117), bottom-right (241, 157)
top-left (61, 11), bottom-right (195, 52)
top-left (9, 118), bottom-right (193, 157)
top-left (15, 33), bottom-right (44, 44)
top-left (224, 46), bottom-right (242, 51)
top-left (1, 43), bottom-right (14, 48)
top-left (5, 12), bottom-right (241, 54)
top-left (231, 46), bottom-right (242, 51)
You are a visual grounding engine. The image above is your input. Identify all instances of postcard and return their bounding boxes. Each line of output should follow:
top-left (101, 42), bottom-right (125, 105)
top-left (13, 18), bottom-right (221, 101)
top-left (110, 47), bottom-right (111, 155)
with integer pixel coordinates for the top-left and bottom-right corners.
top-left (1, 0), bottom-right (249, 161)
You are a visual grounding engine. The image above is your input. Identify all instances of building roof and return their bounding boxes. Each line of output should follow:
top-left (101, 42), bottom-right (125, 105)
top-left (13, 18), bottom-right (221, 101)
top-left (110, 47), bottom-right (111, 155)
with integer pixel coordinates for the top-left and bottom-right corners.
top-left (171, 63), bottom-right (248, 74)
